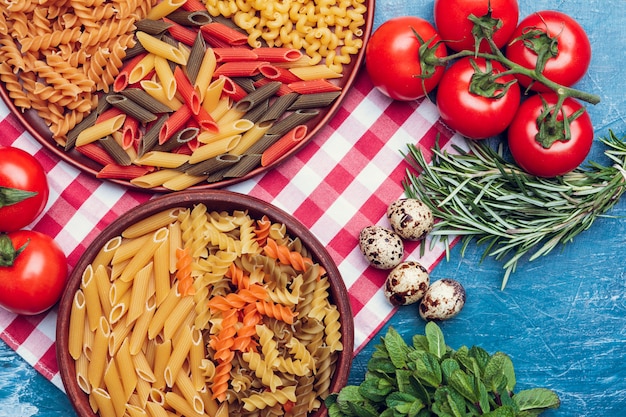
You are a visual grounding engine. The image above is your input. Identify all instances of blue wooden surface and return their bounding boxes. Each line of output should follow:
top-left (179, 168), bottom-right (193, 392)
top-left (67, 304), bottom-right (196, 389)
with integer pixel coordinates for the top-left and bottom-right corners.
top-left (1, 1), bottom-right (625, 416)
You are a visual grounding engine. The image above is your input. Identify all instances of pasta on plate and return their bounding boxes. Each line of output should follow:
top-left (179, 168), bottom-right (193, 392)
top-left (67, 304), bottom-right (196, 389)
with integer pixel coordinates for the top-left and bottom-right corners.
top-left (0, 0), bottom-right (368, 190)
top-left (67, 203), bottom-right (344, 417)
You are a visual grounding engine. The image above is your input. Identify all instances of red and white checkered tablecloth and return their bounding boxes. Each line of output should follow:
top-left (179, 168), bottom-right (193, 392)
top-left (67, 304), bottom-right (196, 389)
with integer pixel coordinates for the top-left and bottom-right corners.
top-left (0, 71), bottom-right (460, 390)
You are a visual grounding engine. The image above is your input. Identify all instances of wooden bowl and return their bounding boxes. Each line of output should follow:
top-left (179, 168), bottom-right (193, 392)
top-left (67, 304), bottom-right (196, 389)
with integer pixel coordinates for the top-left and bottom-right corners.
top-left (56, 190), bottom-right (354, 417)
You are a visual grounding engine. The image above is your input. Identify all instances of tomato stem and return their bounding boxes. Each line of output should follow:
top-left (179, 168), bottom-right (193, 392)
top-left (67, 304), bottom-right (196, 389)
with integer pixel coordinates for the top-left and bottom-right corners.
top-left (0, 186), bottom-right (38, 208)
top-left (435, 49), bottom-right (600, 105)
top-left (0, 233), bottom-right (28, 267)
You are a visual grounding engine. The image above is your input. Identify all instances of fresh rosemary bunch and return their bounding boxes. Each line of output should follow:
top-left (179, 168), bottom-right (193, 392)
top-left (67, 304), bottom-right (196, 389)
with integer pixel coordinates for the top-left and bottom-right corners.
top-left (402, 131), bottom-right (626, 289)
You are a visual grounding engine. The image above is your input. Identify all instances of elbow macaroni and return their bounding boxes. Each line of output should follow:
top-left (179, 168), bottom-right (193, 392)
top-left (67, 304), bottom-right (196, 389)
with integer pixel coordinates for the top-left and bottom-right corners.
top-left (205, 0), bottom-right (366, 73)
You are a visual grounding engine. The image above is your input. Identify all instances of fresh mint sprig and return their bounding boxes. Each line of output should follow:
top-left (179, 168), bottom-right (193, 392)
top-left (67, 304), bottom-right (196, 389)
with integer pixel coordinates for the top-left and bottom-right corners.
top-left (326, 322), bottom-right (560, 417)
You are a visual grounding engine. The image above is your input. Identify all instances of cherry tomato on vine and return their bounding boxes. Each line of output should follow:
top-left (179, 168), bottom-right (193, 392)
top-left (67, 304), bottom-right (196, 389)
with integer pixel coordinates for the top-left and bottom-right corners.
top-left (505, 10), bottom-right (591, 92)
top-left (0, 230), bottom-right (68, 315)
top-left (0, 147), bottom-right (49, 232)
top-left (434, 0), bottom-right (519, 52)
top-left (436, 57), bottom-right (521, 139)
top-left (507, 93), bottom-right (593, 178)
top-left (365, 16), bottom-right (447, 101)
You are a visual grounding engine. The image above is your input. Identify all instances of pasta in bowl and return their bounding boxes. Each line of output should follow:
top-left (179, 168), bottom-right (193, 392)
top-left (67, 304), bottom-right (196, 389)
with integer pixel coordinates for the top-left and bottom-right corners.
top-left (56, 190), bottom-right (354, 417)
top-left (0, 0), bottom-right (374, 191)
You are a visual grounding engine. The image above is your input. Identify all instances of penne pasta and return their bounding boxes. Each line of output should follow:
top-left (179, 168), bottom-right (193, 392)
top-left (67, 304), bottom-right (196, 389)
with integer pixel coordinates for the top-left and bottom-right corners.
top-left (76, 114), bottom-right (126, 147)
top-left (119, 227), bottom-right (169, 282)
top-left (68, 289), bottom-right (87, 360)
top-left (188, 135), bottom-right (241, 164)
top-left (153, 55), bottom-right (177, 101)
top-left (136, 31), bottom-right (187, 65)
top-left (135, 151), bottom-right (189, 169)
top-left (146, 0), bottom-right (186, 20)
top-left (261, 124), bottom-right (308, 167)
top-left (128, 53), bottom-right (156, 85)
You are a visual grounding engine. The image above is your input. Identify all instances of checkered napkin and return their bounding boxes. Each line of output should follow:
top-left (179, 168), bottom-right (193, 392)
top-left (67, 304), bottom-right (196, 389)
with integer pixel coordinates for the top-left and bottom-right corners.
top-left (0, 72), bottom-right (459, 390)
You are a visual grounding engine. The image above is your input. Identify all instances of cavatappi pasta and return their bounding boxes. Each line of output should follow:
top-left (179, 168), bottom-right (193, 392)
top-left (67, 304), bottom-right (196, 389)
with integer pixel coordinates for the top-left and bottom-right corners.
top-left (68, 204), bottom-right (343, 417)
top-left (0, 0), bottom-right (367, 190)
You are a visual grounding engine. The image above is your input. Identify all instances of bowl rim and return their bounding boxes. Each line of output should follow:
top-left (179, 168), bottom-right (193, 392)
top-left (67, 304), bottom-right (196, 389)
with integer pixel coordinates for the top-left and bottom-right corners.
top-left (1, 1), bottom-right (375, 193)
top-left (56, 189), bottom-right (355, 417)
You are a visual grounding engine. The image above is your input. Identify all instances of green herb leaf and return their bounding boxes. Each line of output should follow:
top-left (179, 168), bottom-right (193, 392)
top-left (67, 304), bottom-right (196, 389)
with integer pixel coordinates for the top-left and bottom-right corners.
top-left (484, 352), bottom-right (515, 392)
top-left (482, 405), bottom-right (517, 417)
top-left (425, 321), bottom-right (446, 359)
top-left (413, 351), bottom-right (443, 388)
top-left (383, 327), bottom-right (410, 370)
top-left (386, 391), bottom-right (424, 416)
top-left (513, 388), bottom-right (561, 411)
top-left (359, 376), bottom-right (394, 403)
top-left (367, 356), bottom-right (399, 375)
top-left (448, 369), bottom-right (478, 404)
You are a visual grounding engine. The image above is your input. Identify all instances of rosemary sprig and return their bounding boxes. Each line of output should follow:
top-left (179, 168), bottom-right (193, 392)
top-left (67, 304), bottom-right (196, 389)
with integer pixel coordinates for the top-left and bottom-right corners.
top-left (402, 131), bottom-right (626, 289)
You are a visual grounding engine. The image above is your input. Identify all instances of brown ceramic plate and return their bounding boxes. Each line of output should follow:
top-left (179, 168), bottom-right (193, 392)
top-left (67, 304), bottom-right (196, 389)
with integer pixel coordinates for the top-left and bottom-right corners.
top-left (56, 190), bottom-right (354, 417)
top-left (0, 3), bottom-right (374, 192)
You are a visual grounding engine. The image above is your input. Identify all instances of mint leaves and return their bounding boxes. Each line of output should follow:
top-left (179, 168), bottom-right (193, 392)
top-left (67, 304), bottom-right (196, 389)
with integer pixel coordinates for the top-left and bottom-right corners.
top-left (326, 323), bottom-right (560, 417)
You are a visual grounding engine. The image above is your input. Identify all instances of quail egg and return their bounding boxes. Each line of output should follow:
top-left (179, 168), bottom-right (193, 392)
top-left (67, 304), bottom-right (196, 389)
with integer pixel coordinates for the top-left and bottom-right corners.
top-left (387, 198), bottom-right (434, 241)
top-left (419, 278), bottom-right (466, 321)
top-left (359, 225), bottom-right (404, 269)
top-left (384, 261), bottom-right (430, 306)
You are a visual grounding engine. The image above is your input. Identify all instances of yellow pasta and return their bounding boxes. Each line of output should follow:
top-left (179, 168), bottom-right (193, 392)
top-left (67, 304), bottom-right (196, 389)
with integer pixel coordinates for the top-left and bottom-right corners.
top-left (75, 114), bottom-right (126, 146)
top-left (188, 135), bottom-right (241, 164)
top-left (229, 121), bottom-right (273, 155)
top-left (136, 31), bottom-right (187, 65)
top-left (165, 391), bottom-right (204, 417)
top-left (128, 53), bottom-right (156, 85)
top-left (146, 0), bottom-right (186, 20)
top-left (68, 289), bottom-right (87, 360)
top-left (162, 296), bottom-right (194, 341)
top-left (153, 55), bottom-right (177, 100)
top-left (103, 358), bottom-right (127, 417)
top-left (90, 388), bottom-right (117, 417)
top-left (128, 262), bottom-right (153, 323)
top-left (116, 339), bottom-right (139, 401)
top-left (148, 284), bottom-right (181, 339)
top-left (289, 64), bottom-right (343, 80)
top-left (91, 236), bottom-right (122, 271)
top-left (152, 340), bottom-right (173, 390)
top-left (162, 172), bottom-right (208, 191)
top-left (134, 151), bottom-right (190, 169)
top-left (164, 325), bottom-right (193, 387)
top-left (131, 348), bottom-right (157, 383)
top-left (174, 369), bottom-right (204, 414)
top-left (140, 79), bottom-right (184, 110)
top-left (198, 118), bottom-right (254, 144)
top-left (87, 316), bottom-right (110, 389)
top-left (195, 48), bottom-right (217, 102)
top-left (120, 227), bottom-right (168, 282)
top-left (81, 265), bottom-right (102, 332)
top-left (123, 208), bottom-right (184, 239)
top-left (128, 299), bottom-right (156, 356)
top-left (130, 168), bottom-right (183, 189)
top-left (153, 239), bottom-right (171, 306)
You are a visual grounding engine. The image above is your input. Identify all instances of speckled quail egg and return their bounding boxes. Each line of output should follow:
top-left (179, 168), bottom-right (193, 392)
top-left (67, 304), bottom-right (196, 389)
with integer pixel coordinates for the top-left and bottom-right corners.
top-left (359, 225), bottom-right (404, 269)
top-left (387, 198), bottom-right (434, 241)
top-left (419, 278), bottom-right (466, 321)
top-left (384, 261), bottom-right (430, 306)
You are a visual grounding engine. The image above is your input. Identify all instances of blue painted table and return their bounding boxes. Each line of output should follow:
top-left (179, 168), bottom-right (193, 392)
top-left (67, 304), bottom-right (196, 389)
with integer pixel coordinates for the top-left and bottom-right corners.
top-left (1, 1), bottom-right (625, 416)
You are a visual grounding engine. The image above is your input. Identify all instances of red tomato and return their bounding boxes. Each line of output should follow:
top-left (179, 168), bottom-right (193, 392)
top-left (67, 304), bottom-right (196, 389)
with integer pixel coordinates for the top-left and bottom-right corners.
top-left (0, 147), bottom-right (49, 232)
top-left (365, 16), bottom-right (447, 101)
top-left (434, 0), bottom-right (519, 52)
top-left (507, 93), bottom-right (593, 177)
top-left (505, 10), bottom-right (591, 92)
top-left (0, 230), bottom-right (68, 315)
top-left (436, 57), bottom-right (521, 139)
